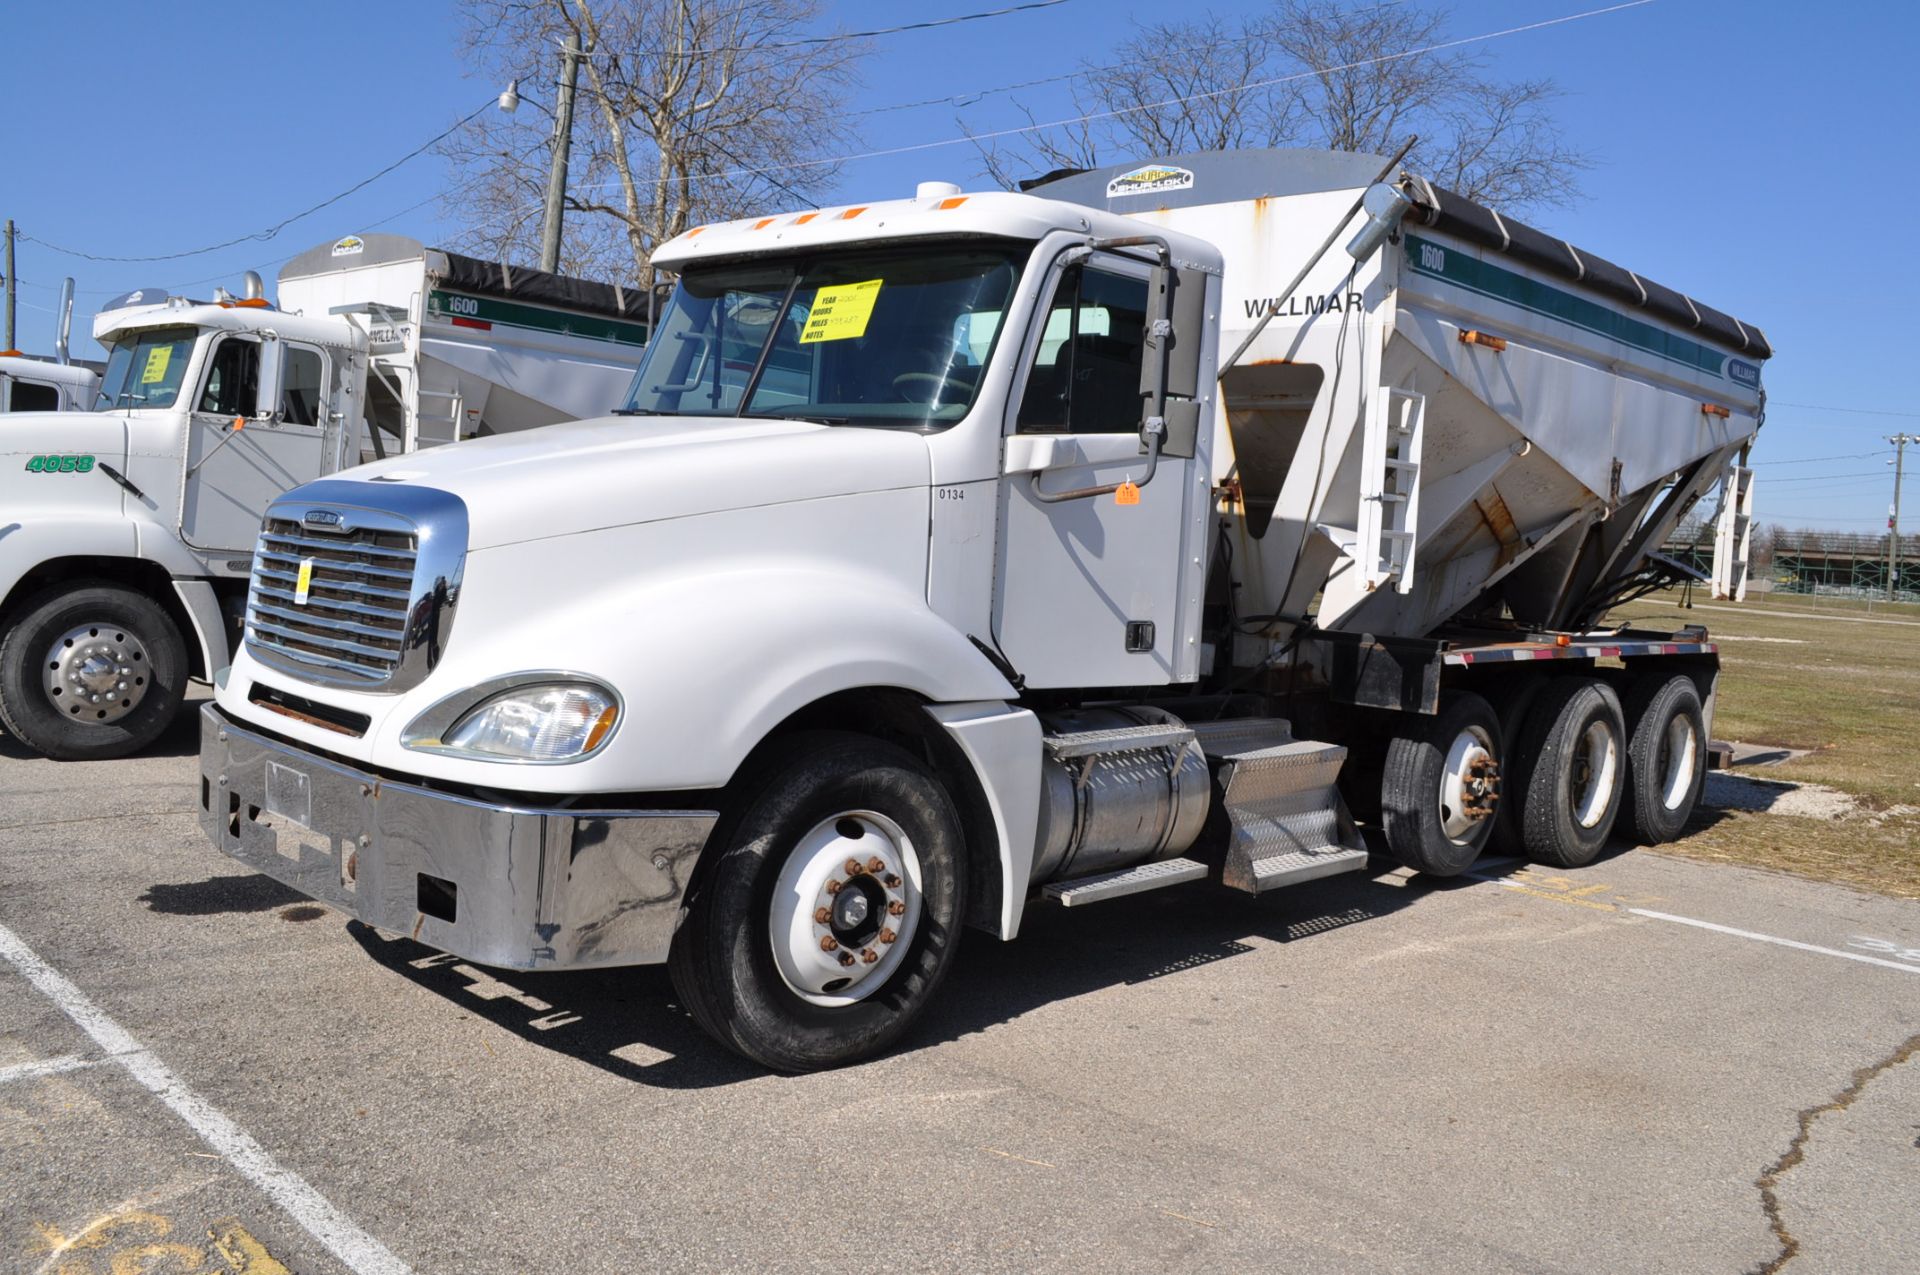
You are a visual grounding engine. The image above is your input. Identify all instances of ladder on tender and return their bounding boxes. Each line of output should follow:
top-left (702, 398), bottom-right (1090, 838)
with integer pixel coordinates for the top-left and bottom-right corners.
top-left (1355, 386), bottom-right (1426, 595)
top-left (1712, 463), bottom-right (1755, 601)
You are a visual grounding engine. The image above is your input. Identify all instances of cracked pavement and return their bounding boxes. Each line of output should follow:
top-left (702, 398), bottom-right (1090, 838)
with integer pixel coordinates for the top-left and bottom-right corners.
top-left (3, 697), bottom-right (1919, 1273)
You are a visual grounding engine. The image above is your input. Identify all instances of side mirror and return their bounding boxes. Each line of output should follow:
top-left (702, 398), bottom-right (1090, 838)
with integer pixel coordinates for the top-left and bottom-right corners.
top-left (1140, 264), bottom-right (1207, 459)
top-left (254, 333), bottom-right (284, 421)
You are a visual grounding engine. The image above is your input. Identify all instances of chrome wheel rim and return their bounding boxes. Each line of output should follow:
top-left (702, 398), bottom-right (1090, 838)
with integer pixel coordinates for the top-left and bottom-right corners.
top-left (1659, 713), bottom-right (1699, 811)
top-left (1438, 724), bottom-right (1499, 842)
top-left (768, 810), bottom-right (922, 1008)
top-left (1570, 720), bottom-right (1620, 829)
top-left (43, 622), bottom-right (150, 725)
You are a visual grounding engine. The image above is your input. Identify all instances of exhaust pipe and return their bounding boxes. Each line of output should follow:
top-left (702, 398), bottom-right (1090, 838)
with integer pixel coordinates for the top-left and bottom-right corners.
top-left (242, 270), bottom-right (265, 301)
top-left (55, 277), bottom-right (74, 366)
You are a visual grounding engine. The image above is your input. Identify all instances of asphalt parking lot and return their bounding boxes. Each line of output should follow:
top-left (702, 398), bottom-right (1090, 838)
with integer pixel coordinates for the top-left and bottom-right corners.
top-left (4, 694), bottom-right (1918, 1274)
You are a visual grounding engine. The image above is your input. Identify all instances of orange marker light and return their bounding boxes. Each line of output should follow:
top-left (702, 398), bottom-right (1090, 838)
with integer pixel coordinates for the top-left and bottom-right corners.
top-left (1458, 329), bottom-right (1507, 352)
top-left (1701, 402), bottom-right (1732, 418)
top-left (584, 704), bottom-right (619, 753)
top-left (753, 218), bottom-right (776, 230)
top-left (839, 206), bottom-right (868, 220)
top-left (936, 196), bottom-right (969, 210)
top-left (794, 212), bottom-right (819, 224)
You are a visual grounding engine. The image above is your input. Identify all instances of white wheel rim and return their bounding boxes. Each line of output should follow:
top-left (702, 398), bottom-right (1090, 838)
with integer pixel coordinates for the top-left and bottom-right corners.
top-left (1571, 720), bottom-right (1619, 829)
top-left (768, 810), bottom-right (923, 1008)
top-left (42, 622), bottom-right (151, 725)
top-left (1438, 724), bottom-right (1499, 842)
top-left (1660, 713), bottom-right (1698, 811)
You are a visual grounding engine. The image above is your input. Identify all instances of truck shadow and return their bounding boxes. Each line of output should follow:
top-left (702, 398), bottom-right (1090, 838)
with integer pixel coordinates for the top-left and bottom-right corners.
top-left (0, 690), bottom-right (205, 762)
top-left (340, 853), bottom-right (1538, 1090)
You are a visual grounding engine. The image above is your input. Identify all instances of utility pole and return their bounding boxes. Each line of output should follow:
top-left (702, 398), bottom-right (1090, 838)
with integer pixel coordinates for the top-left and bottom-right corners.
top-left (3, 219), bottom-right (15, 352)
top-left (539, 32), bottom-right (586, 275)
top-left (1891, 433), bottom-right (1916, 601)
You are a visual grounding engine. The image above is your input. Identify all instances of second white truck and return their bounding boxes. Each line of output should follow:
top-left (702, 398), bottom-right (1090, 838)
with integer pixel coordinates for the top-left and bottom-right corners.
top-left (197, 152), bottom-right (1768, 1071)
top-left (0, 235), bottom-right (648, 759)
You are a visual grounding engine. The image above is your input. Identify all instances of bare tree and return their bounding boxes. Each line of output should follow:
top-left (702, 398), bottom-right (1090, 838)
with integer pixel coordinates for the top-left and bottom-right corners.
top-left (445, 0), bottom-right (867, 285)
top-left (972, 1), bottom-right (1587, 214)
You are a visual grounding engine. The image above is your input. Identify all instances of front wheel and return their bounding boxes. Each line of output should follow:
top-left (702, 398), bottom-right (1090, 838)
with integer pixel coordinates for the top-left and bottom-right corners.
top-left (0, 582), bottom-right (188, 760)
top-left (669, 732), bottom-right (966, 1072)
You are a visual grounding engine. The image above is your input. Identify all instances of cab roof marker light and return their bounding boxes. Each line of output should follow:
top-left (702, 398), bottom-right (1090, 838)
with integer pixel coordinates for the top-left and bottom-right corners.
top-left (937, 196), bottom-right (969, 210)
top-left (793, 212), bottom-right (819, 225)
top-left (753, 218), bottom-right (776, 230)
top-left (839, 206), bottom-right (868, 220)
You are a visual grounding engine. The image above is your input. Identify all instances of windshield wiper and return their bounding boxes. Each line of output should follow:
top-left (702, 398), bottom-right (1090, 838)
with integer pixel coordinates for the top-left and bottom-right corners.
top-left (610, 407), bottom-right (667, 416)
top-left (741, 410), bottom-right (850, 425)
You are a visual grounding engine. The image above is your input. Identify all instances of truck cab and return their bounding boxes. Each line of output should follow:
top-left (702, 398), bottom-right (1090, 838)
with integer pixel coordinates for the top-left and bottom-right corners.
top-left (0, 353), bottom-right (100, 413)
top-left (0, 237), bottom-right (646, 761)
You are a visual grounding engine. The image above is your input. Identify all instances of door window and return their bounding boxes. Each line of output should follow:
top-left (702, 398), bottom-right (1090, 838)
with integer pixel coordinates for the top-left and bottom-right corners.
top-left (281, 346), bottom-right (324, 425)
top-left (197, 337), bottom-right (259, 416)
top-left (1015, 262), bottom-right (1149, 434)
top-left (10, 379), bottom-right (59, 412)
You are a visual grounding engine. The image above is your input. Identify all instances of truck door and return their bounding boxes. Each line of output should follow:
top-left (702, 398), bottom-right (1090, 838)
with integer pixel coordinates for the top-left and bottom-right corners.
top-left (181, 336), bottom-right (329, 553)
top-left (992, 252), bottom-right (1200, 689)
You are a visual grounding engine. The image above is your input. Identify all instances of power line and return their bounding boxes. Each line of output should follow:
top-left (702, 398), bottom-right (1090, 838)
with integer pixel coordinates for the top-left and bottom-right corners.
top-left (1750, 452), bottom-right (1887, 465)
top-left (21, 101), bottom-right (494, 265)
top-left (1772, 400), bottom-right (1920, 419)
top-left (570, 0), bottom-right (1659, 197)
top-left (1761, 471), bottom-right (1891, 485)
top-left (681, 0), bottom-right (1072, 56)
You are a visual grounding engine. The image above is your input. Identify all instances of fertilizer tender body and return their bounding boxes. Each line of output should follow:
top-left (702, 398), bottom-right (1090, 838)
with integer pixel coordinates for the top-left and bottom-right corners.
top-left (196, 151), bottom-right (1770, 1071)
top-left (0, 235), bottom-right (647, 760)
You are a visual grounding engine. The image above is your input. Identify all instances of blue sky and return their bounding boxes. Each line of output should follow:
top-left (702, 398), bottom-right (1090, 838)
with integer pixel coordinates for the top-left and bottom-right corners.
top-left (4, 0), bottom-right (1913, 529)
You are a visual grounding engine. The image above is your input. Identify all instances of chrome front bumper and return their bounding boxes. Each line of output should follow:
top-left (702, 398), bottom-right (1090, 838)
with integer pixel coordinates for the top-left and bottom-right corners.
top-left (197, 704), bottom-right (716, 971)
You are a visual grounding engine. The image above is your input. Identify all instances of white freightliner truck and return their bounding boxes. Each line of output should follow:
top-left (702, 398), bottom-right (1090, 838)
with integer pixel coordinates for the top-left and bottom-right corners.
top-left (0, 234), bottom-right (649, 760)
top-left (197, 151), bottom-right (1768, 1071)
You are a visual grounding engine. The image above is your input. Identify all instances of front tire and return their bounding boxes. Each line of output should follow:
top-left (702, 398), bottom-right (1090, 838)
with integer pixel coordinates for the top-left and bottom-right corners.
top-left (0, 582), bottom-right (188, 760)
top-left (1380, 691), bottom-right (1503, 876)
top-left (1621, 674), bottom-right (1707, 845)
top-left (1515, 677), bottom-right (1627, 869)
top-left (669, 731), bottom-right (966, 1072)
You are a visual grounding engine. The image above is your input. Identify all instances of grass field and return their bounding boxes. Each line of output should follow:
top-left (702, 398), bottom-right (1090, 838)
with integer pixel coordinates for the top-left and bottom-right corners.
top-left (1613, 588), bottom-right (1920, 898)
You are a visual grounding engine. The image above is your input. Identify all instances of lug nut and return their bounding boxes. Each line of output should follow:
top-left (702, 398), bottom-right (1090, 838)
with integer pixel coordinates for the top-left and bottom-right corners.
top-left (813, 906), bottom-right (832, 925)
top-left (819, 936), bottom-right (839, 952)
top-left (860, 948), bottom-right (879, 965)
top-left (884, 874), bottom-right (902, 889)
top-left (844, 858), bottom-right (864, 876)
top-left (866, 857), bottom-right (886, 874)
top-left (888, 900), bottom-right (906, 916)
top-left (838, 952), bottom-right (856, 967)
top-left (879, 928), bottom-right (897, 945)
top-left (825, 879), bottom-right (843, 895)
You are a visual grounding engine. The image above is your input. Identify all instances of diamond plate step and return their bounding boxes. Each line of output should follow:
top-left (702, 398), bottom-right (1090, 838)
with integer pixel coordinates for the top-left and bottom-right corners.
top-left (1042, 857), bottom-right (1208, 906)
top-left (1211, 736), bottom-right (1369, 895)
top-left (1043, 723), bottom-right (1196, 759)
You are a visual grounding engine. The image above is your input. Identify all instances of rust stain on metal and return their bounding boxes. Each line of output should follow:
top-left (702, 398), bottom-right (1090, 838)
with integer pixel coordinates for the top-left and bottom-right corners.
top-left (1474, 486), bottom-right (1523, 567)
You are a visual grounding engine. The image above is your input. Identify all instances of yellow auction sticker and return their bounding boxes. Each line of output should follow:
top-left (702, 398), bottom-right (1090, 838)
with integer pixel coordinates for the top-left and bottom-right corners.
top-left (294, 559), bottom-right (314, 604)
top-left (799, 279), bottom-right (883, 344)
top-left (140, 347), bottom-right (173, 384)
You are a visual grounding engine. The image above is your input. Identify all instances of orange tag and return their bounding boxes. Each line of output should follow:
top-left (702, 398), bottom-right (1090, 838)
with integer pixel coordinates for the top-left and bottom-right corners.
top-left (1115, 481), bottom-right (1141, 506)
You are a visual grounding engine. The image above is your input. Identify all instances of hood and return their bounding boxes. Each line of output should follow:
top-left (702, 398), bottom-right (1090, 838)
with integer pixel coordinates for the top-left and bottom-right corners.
top-left (340, 414), bottom-right (933, 549)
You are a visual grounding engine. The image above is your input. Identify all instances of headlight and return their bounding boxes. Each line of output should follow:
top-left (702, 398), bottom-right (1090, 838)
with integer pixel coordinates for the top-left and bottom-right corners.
top-left (420, 682), bottom-right (620, 762)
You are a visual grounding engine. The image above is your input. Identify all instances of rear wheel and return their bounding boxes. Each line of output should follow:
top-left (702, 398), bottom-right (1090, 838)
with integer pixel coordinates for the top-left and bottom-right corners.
top-left (0, 582), bottom-right (188, 760)
top-left (1380, 691), bottom-right (1503, 876)
top-left (1515, 677), bottom-right (1626, 868)
top-left (1621, 674), bottom-right (1706, 845)
top-left (669, 732), bottom-right (966, 1072)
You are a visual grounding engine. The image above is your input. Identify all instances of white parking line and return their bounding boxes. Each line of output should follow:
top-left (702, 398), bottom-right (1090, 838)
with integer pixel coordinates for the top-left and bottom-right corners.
top-left (0, 920), bottom-right (411, 1275)
top-left (1627, 909), bottom-right (1920, 976)
top-left (0, 1054), bottom-right (102, 1085)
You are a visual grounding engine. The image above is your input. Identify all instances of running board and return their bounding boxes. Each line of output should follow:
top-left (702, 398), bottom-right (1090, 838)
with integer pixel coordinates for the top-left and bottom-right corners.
top-left (1042, 857), bottom-right (1208, 906)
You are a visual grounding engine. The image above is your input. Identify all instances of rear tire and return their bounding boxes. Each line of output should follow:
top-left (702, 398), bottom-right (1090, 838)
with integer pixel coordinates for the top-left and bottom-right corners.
top-left (1380, 691), bottom-right (1503, 876)
top-left (1515, 677), bottom-right (1626, 869)
top-left (1621, 674), bottom-right (1706, 845)
top-left (669, 731), bottom-right (966, 1072)
top-left (0, 582), bottom-right (188, 761)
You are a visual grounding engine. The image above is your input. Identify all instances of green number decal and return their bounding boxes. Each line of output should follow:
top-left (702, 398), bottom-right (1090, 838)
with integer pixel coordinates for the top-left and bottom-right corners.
top-left (21, 453), bottom-right (97, 473)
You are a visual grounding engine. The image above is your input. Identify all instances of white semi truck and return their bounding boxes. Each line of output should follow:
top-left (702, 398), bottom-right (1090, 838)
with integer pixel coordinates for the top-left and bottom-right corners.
top-left (1, 279), bottom-right (101, 412)
top-left (197, 151), bottom-right (1767, 1071)
top-left (0, 235), bottom-right (648, 760)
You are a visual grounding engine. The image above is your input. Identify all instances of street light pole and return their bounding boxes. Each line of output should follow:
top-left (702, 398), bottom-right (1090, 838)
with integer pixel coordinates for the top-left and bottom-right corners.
top-left (1891, 433), bottom-right (1916, 601)
top-left (538, 32), bottom-right (586, 274)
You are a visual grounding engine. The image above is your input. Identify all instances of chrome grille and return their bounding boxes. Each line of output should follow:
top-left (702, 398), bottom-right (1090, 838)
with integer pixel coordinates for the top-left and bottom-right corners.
top-left (247, 519), bottom-right (418, 685)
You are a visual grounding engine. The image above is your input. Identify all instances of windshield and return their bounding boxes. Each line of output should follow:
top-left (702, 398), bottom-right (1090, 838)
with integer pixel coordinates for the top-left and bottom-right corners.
top-left (96, 326), bottom-right (197, 410)
top-left (620, 245), bottom-right (1024, 427)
